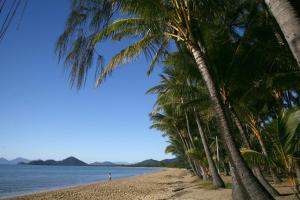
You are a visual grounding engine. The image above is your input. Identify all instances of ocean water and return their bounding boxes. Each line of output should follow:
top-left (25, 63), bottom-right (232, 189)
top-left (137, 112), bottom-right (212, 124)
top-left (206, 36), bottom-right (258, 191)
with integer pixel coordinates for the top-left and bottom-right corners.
top-left (0, 164), bottom-right (161, 198)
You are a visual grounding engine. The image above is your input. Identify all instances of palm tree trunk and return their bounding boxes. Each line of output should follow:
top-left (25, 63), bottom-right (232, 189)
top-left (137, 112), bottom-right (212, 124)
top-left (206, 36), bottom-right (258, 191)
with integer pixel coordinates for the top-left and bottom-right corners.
top-left (199, 164), bottom-right (208, 180)
top-left (187, 43), bottom-right (274, 200)
top-left (194, 160), bottom-right (204, 178)
top-left (182, 112), bottom-right (206, 178)
top-left (230, 164), bottom-right (251, 200)
top-left (231, 109), bottom-right (251, 148)
top-left (184, 111), bottom-right (195, 149)
top-left (194, 110), bottom-right (225, 188)
top-left (185, 148), bottom-right (198, 177)
top-left (187, 156), bottom-right (197, 176)
top-left (231, 109), bottom-right (280, 196)
top-left (295, 162), bottom-right (300, 190)
top-left (253, 167), bottom-right (280, 197)
top-left (176, 129), bottom-right (200, 178)
top-left (265, 0), bottom-right (300, 66)
top-left (183, 110), bottom-right (207, 178)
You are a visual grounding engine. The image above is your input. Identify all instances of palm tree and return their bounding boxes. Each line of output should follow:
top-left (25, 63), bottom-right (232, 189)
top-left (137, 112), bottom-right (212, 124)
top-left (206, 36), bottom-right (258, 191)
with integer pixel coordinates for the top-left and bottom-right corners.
top-left (264, 0), bottom-right (300, 66)
top-left (148, 66), bottom-right (206, 178)
top-left (204, 0), bottom-right (300, 193)
top-left (265, 108), bottom-right (300, 198)
top-left (149, 106), bottom-right (204, 178)
top-left (194, 112), bottom-right (225, 188)
top-left (148, 52), bottom-right (225, 188)
top-left (57, 1), bottom-right (273, 199)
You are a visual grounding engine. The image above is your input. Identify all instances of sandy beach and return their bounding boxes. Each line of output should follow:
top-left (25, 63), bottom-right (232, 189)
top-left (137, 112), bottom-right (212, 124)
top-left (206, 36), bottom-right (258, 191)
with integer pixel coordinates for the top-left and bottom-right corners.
top-left (4, 168), bottom-right (297, 200)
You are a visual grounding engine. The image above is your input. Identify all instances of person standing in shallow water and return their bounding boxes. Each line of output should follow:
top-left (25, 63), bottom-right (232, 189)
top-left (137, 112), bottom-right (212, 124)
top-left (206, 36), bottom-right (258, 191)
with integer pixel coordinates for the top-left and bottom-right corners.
top-left (108, 172), bottom-right (111, 181)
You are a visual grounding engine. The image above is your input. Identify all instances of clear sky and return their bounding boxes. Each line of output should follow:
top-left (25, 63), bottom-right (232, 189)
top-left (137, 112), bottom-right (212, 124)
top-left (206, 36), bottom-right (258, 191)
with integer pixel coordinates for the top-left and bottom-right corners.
top-left (0, 0), bottom-right (173, 163)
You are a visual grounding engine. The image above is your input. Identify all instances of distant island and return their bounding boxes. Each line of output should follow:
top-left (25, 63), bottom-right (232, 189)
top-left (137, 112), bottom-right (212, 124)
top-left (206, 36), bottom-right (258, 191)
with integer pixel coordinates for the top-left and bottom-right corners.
top-left (90, 161), bottom-right (118, 166)
top-left (130, 158), bottom-right (185, 168)
top-left (0, 157), bottom-right (30, 165)
top-left (23, 157), bottom-right (88, 166)
top-left (1, 156), bottom-right (182, 167)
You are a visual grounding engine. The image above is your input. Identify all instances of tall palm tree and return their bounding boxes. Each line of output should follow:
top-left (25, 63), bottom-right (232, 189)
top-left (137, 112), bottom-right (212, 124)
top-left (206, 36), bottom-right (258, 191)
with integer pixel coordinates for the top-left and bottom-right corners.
top-left (57, 1), bottom-right (273, 199)
top-left (149, 106), bottom-right (204, 178)
top-left (148, 52), bottom-right (225, 188)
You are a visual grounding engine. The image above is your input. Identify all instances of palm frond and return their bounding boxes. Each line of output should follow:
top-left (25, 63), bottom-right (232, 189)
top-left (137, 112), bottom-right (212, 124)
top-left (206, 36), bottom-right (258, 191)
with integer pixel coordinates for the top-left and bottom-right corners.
top-left (96, 34), bottom-right (160, 86)
top-left (240, 148), bottom-right (274, 167)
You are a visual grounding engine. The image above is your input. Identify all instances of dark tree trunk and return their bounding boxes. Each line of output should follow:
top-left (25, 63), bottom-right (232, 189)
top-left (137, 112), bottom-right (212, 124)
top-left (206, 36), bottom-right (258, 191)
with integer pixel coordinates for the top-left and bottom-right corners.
top-left (187, 43), bottom-right (274, 200)
top-left (194, 110), bottom-right (225, 188)
top-left (224, 162), bottom-right (230, 176)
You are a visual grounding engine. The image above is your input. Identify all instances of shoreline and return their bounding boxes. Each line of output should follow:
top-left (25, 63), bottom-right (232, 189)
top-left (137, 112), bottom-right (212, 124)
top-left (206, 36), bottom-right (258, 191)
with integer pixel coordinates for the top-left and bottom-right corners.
top-left (2, 168), bottom-right (198, 200)
top-left (1, 167), bottom-right (163, 200)
top-left (3, 168), bottom-right (232, 200)
top-left (3, 168), bottom-right (297, 200)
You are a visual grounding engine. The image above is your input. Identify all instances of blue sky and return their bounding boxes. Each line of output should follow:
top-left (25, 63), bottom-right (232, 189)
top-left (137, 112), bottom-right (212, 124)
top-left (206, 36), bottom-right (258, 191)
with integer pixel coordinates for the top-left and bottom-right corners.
top-left (0, 0), bottom-right (172, 163)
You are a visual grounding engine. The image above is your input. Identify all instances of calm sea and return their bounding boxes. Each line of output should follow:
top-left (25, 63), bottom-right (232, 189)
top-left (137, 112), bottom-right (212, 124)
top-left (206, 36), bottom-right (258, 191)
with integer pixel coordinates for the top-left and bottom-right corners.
top-left (0, 164), bottom-right (161, 198)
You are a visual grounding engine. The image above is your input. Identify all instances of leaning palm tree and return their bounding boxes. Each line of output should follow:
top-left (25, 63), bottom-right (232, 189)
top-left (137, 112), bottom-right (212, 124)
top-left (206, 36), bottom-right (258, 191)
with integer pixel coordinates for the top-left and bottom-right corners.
top-left (149, 106), bottom-right (204, 178)
top-left (148, 53), bottom-right (225, 188)
top-left (57, 1), bottom-right (273, 199)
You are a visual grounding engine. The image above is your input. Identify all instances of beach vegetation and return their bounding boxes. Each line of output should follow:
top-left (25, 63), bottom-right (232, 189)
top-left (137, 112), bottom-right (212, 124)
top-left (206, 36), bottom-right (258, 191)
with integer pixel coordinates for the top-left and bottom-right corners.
top-left (57, 0), bottom-right (300, 199)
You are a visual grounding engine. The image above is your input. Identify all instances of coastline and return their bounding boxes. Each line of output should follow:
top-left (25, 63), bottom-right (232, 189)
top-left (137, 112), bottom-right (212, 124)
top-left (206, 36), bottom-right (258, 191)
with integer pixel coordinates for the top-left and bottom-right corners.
top-left (0, 167), bottom-right (162, 200)
top-left (3, 168), bottom-right (297, 200)
top-left (2, 168), bottom-right (228, 200)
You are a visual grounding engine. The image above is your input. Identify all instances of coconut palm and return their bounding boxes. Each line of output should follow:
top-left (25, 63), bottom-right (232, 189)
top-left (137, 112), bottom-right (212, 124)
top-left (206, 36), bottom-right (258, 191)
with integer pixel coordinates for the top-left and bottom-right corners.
top-left (148, 70), bottom-right (206, 178)
top-left (203, 0), bottom-right (300, 193)
top-left (264, 108), bottom-right (300, 198)
top-left (148, 51), bottom-right (225, 188)
top-left (57, 1), bottom-right (272, 198)
top-left (149, 106), bottom-right (204, 178)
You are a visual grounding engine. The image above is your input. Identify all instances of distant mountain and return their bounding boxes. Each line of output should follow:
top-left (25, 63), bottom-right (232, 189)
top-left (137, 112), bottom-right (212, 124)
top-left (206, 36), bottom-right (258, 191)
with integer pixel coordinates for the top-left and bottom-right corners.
top-left (0, 157), bottom-right (30, 165)
top-left (114, 161), bottom-right (130, 165)
top-left (10, 157), bottom-right (30, 164)
top-left (90, 161), bottom-right (118, 166)
top-left (27, 157), bottom-right (88, 166)
top-left (136, 159), bottom-right (161, 165)
top-left (130, 158), bottom-right (182, 168)
top-left (60, 157), bottom-right (88, 166)
top-left (11, 156), bottom-right (182, 168)
top-left (0, 158), bottom-right (9, 165)
top-left (161, 158), bottom-right (178, 163)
